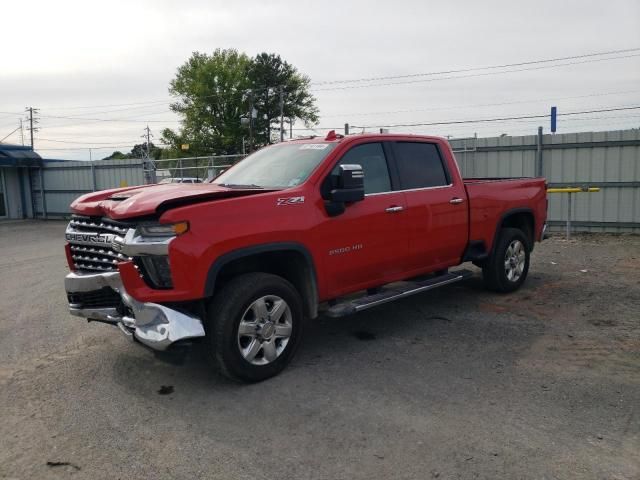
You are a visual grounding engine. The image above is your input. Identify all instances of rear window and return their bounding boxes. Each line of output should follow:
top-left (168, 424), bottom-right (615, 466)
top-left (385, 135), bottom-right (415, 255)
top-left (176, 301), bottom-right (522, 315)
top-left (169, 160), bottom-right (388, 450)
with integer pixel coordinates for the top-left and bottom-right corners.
top-left (393, 142), bottom-right (449, 189)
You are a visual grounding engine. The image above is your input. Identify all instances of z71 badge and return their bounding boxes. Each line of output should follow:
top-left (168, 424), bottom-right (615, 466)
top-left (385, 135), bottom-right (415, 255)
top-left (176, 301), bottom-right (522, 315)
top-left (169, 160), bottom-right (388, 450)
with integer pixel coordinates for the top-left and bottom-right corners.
top-left (277, 196), bottom-right (305, 206)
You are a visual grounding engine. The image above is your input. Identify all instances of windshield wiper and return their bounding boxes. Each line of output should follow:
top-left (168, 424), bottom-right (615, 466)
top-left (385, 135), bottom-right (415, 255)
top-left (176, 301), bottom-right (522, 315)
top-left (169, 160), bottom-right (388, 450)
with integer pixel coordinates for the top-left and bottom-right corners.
top-left (218, 183), bottom-right (264, 189)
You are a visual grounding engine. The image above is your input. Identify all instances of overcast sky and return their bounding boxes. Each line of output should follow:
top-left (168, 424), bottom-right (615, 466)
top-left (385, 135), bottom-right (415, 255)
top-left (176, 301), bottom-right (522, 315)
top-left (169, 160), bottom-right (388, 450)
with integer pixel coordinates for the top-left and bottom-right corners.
top-left (1, 0), bottom-right (639, 159)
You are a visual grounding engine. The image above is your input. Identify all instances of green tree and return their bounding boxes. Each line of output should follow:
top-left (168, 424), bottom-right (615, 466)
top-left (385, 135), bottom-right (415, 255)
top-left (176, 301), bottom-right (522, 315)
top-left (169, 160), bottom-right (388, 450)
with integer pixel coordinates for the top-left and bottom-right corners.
top-left (247, 53), bottom-right (319, 145)
top-left (162, 49), bottom-right (251, 156)
top-left (102, 150), bottom-right (129, 160)
top-left (162, 49), bottom-right (319, 155)
top-left (102, 142), bottom-right (163, 160)
top-left (130, 142), bottom-right (163, 160)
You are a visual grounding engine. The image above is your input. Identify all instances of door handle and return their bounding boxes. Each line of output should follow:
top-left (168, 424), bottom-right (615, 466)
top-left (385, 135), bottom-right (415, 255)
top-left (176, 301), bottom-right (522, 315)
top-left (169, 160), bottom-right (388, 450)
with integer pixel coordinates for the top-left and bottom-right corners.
top-left (385, 206), bottom-right (404, 213)
top-left (449, 197), bottom-right (464, 205)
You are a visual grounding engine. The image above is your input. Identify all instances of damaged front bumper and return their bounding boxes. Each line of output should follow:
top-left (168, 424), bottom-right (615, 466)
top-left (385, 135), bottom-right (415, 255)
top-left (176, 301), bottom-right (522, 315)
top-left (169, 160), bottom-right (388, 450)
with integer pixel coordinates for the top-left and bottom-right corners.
top-left (65, 271), bottom-right (205, 351)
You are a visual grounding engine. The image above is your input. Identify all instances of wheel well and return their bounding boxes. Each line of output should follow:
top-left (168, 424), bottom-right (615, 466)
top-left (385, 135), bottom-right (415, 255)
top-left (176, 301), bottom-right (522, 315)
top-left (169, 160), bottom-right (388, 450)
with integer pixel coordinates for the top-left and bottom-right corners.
top-left (212, 250), bottom-right (318, 319)
top-left (500, 211), bottom-right (534, 248)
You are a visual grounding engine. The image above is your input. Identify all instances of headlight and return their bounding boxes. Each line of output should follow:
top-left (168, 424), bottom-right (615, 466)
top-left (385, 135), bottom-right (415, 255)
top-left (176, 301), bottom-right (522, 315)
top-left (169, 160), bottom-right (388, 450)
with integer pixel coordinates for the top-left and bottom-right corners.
top-left (139, 256), bottom-right (173, 289)
top-left (137, 221), bottom-right (189, 237)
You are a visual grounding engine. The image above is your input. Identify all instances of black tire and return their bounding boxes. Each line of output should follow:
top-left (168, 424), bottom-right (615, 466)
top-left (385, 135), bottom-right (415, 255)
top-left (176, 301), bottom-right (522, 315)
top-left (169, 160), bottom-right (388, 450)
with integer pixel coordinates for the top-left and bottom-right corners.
top-left (482, 227), bottom-right (531, 293)
top-left (205, 273), bottom-right (304, 382)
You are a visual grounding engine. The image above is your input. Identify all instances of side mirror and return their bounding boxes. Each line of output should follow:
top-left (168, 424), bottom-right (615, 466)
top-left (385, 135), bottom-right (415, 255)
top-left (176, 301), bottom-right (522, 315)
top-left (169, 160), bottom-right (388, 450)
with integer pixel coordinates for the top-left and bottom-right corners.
top-left (330, 164), bottom-right (365, 203)
top-left (324, 164), bottom-right (365, 217)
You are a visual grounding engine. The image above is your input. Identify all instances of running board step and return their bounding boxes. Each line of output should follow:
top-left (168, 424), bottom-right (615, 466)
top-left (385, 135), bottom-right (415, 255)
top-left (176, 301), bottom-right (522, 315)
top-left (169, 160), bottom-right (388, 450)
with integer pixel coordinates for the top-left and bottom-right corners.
top-left (325, 269), bottom-right (473, 318)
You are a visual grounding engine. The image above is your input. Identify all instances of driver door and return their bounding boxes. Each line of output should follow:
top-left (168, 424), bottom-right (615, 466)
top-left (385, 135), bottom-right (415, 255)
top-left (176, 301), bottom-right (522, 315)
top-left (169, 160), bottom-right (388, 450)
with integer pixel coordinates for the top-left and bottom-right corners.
top-left (315, 142), bottom-right (409, 298)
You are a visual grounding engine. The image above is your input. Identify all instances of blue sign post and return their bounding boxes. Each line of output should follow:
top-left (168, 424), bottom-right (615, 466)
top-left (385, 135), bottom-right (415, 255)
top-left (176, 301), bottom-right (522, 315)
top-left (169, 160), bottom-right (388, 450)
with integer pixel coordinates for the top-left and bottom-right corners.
top-left (551, 106), bottom-right (557, 133)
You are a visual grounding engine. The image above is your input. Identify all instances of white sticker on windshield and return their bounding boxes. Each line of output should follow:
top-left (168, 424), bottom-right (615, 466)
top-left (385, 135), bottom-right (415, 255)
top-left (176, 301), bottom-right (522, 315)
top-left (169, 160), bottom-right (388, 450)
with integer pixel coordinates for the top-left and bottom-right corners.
top-left (299, 144), bottom-right (329, 150)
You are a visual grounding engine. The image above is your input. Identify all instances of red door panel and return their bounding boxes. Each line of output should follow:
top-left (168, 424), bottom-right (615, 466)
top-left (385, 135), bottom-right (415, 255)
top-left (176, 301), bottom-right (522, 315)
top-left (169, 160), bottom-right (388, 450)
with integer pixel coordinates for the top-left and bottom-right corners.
top-left (391, 141), bottom-right (468, 271)
top-left (404, 185), bottom-right (468, 270)
top-left (316, 192), bottom-right (408, 298)
top-left (313, 141), bottom-right (409, 298)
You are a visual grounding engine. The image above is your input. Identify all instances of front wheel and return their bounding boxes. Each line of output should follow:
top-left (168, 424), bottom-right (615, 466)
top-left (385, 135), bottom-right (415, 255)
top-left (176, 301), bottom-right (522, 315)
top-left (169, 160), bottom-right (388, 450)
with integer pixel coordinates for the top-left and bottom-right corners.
top-left (482, 227), bottom-right (530, 293)
top-left (205, 273), bottom-right (304, 382)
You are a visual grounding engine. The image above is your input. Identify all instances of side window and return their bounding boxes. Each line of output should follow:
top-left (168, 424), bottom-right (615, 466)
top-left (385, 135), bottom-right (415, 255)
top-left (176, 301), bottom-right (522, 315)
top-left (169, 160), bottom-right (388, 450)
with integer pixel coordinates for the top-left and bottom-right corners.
top-left (393, 142), bottom-right (449, 189)
top-left (332, 143), bottom-right (391, 194)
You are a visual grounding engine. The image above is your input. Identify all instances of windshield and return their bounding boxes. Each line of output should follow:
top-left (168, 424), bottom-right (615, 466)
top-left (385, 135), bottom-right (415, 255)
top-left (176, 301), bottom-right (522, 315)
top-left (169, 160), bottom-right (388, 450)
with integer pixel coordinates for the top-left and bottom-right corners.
top-left (213, 142), bottom-right (337, 189)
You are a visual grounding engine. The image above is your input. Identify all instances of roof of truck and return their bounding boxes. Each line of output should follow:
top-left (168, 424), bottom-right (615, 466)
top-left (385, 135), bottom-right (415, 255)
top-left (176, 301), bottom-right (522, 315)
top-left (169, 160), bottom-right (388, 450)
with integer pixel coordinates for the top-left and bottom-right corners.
top-left (287, 130), bottom-right (446, 144)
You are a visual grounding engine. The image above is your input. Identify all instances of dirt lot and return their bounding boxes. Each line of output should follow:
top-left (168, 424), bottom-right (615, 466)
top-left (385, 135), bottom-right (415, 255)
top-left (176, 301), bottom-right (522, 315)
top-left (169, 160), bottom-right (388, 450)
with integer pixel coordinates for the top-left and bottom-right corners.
top-left (0, 221), bottom-right (638, 479)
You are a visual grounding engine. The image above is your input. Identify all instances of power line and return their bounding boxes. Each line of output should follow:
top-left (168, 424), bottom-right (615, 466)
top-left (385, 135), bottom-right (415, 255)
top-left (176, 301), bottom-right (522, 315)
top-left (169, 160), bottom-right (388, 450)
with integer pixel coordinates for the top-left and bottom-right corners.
top-left (321, 89), bottom-right (640, 119)
top-left (38, 137), bottom-right (142, 145)
top-left (40, 99), bottom-right (171, 111)
top-left (312, 54), bottom-right (640, 92)
top-left (38, 113), bottom-right (177, 123)
top-left (36, 145), bottom-right (138, 151)
top-left (0, 112), bottom-right (24, 121)
top-left (6, 47), bottom-right (638, 149)
top-left (10, 47), bottom-right (639, 115)
top-left (31, 86), bottom-right (640, 128)
top-left (401, 113), bottom-right (640, 137)
top-left (44, 104), bottom-right (173, 117)
top-left (352, 105), bottom-right (640, 129)
top-left (312, 47), bottom-right (640, 85)
top-left (0, 126), bottom-right (21, 142)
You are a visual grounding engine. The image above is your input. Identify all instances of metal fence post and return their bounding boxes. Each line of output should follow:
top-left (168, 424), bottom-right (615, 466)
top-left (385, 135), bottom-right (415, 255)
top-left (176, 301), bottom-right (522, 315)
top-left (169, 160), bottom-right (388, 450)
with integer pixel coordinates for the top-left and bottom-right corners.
top-left (90, 161), bottom-right (97, 191)
top-left (536, 126), bottom-right (543, 177)
top-left (39, 166), bottom-right (47, 219)
top-left (566, 192), bottom-right (572, 240)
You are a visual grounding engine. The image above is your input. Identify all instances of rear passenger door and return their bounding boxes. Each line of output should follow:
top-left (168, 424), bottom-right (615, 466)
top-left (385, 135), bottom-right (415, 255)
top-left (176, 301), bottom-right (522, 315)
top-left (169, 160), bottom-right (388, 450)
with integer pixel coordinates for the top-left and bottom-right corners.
top-left (391, 141), bottom-right (468, 271)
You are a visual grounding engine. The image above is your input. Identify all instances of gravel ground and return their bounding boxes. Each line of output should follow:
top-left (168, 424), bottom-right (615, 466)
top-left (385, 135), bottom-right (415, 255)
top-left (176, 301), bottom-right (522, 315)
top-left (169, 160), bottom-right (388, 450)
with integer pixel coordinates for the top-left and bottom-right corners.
top-left (0, 221), bottom-right (638, 480)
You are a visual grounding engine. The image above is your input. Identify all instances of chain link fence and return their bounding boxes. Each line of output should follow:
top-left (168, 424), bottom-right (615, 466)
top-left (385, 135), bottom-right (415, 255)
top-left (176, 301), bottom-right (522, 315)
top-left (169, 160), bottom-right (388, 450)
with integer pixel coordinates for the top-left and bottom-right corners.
top-left (143, 155), bottom-right (246, 184)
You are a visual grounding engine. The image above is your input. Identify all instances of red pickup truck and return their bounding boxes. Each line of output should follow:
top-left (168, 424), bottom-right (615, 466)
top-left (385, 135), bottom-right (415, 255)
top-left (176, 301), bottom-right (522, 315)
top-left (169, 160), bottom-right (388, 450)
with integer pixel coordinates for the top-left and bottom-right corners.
top-left (64, 132), bottom-right (547, 382)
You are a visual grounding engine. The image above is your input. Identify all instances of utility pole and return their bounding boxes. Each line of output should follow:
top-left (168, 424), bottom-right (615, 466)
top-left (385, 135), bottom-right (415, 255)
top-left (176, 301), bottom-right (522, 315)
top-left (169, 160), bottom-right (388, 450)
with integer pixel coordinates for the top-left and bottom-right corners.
top-left (143, 124), bottom-right (153, 158)
top-left (248, 91), bottom-right (254, 153)
top-left (279, 86), bottom-right (285, 142)
top-left (344, 123), bottom-right (350, 135)
top-left (25, 107), bottom-right (39, 150)
top-left (142, 125), bottom-right (156, 184)
top-left (266, 88), bottom-right (271, 144)
top-left (19, 119), bottom-right (24, 146)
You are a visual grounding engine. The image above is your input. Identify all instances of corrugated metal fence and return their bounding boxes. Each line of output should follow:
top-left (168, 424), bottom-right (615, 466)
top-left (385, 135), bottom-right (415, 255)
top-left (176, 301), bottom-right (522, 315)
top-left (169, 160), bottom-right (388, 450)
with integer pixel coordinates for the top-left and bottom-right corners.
top-left (32, 158), bottom-right (144, 217)
top-left (33, 129), bottom-right (640, 233)
top-left (31, 155), bottom-right (243, 218)
top-left (449, 128), bottom-right (640, 233)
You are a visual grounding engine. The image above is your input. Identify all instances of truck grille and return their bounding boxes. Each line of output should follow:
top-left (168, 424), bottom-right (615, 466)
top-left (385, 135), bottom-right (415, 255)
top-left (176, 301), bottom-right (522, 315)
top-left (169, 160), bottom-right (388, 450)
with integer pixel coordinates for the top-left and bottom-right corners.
top-left (67, 216), bottom-right (134, 272)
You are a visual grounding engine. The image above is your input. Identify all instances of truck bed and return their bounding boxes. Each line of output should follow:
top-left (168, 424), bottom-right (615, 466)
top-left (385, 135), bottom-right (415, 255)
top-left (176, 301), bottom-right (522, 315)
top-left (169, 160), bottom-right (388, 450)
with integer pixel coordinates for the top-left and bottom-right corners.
top-left (464, 177), bottom-right (547, 251)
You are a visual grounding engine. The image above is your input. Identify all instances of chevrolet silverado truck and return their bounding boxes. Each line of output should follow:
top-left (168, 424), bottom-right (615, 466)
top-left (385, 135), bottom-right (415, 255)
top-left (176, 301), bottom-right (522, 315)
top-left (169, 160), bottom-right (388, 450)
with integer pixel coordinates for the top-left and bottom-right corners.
top-left (64, 132), bottom-right (547, 382)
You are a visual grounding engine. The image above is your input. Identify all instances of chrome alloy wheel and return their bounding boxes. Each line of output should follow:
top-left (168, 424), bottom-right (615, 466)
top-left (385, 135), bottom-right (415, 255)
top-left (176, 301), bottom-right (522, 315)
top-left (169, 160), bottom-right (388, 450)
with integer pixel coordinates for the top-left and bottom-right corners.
top-left (237, 295), bottom-right (293, 365)
top-left (504, 239), bottom-right (526, 282)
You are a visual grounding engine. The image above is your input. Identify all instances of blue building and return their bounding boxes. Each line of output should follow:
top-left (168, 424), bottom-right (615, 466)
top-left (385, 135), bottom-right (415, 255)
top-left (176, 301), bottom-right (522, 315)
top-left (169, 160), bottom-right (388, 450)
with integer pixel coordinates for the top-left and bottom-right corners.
top-left (0, 144), bottom-right (42, 219)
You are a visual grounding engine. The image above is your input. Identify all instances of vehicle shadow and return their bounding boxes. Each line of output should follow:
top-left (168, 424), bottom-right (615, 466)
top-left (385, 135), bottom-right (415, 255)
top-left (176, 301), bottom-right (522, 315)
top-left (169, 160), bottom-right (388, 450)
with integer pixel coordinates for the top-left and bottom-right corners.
top-left (107, 272), bottom-right (546, 398)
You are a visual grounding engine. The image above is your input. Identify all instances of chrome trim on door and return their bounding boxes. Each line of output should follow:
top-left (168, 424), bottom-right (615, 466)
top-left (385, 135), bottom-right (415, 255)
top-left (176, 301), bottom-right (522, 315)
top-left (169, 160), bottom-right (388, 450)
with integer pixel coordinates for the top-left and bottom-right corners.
top-left (365, 183), bottom-right (454, 197)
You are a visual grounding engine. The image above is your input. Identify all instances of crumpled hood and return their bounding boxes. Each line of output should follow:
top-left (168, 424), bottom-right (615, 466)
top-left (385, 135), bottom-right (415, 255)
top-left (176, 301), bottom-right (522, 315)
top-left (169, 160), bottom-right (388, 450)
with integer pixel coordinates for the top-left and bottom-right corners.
top-left (70, 183), bottom-right (273, 219)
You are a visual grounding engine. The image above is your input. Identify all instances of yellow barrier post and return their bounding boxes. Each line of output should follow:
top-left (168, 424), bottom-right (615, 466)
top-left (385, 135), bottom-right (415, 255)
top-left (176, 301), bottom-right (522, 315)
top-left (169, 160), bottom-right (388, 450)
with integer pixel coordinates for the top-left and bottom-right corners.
top-left (546, 187), bottom-right (601, 240)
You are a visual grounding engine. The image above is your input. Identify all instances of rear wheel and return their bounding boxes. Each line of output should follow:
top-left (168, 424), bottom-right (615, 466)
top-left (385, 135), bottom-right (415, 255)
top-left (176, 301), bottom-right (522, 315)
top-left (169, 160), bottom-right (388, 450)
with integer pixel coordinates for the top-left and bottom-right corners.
top-left (205, 273), bottom-right (304, 382)
top-left (482, 227), bottom-right (530, 293)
